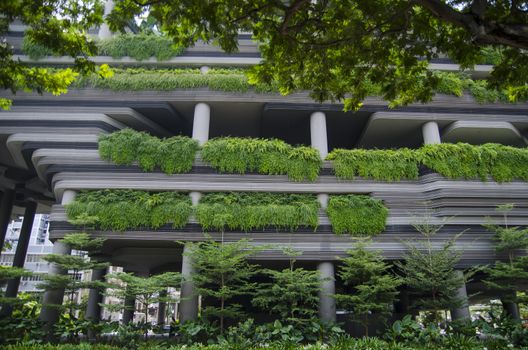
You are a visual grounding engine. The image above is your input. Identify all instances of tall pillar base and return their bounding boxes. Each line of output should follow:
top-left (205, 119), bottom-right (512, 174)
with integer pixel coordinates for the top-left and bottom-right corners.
top-left (317, 261), bottom-right (336, 323)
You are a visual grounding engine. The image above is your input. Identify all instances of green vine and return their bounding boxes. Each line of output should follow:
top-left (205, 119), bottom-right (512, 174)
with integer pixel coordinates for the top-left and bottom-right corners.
top-left (326, 195), bottom-right (388, 236)
top-left (66, 190), bottom-right (192, 231)
top-left (98, 129), bottom-right (199, 174)
top-left (327, 148), bottom-right (418, 181)
top-left (98, 33), bottom-right (184, 61)
top-left (195, 192), bottom-right (320, 232)
top-left (201, 137), bottom-right (321, 181)
top-left (328, 143), bottom-right (528, 183)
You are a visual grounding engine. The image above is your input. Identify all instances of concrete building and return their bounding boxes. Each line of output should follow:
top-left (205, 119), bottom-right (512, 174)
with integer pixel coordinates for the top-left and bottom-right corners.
top-left (0, 9), bottom-right (527, 331)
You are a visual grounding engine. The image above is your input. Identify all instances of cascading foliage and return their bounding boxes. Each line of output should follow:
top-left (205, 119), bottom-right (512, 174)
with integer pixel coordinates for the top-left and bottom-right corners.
top-left (98, 129), bottom-right (199, 174)
top-left (201, 137), bottom-right (322, 182)
top-left (327, 195), bottom-right (388, 236)
top-left (195, 192), bottom-right (320, 232)
top-left (66, 190), bottom-right (192, 230)
top-left (328, 143), bottom-right (528, 183)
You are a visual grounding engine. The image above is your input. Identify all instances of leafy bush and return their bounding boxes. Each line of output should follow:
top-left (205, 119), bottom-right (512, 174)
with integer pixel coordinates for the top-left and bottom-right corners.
top-left (98, 33), bottom-right (184, 61)
top-left (326, 195), bottom-right (388, 236)
top-left (328, 143), bottom-right (528, 183)
top-left (327, 148), bottom-right (418, 181)
top-left (98, 129), bottom-right (199, 174)
top-left (195, 192), bottom-right (320, 231)
top-left (21, 36), bottom-right (54, 60)
top-left (66, 190), bottom-right (192, 230)
top-left (201, 137), bottom-right (321, 181)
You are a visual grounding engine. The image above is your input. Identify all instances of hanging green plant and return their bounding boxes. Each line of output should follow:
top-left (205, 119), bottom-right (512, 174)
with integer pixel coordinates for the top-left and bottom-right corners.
top-left (416, 143), bottom-right (483, 180)
top-left (201, 137), bottom-right (321, 181)
top-left (326, 195), bottom-right (388, 236)
top-left (66, 190), bottom-right (192, 231)
top-left (98, 129), bottom-right (199, 174)
top-left (327, 148), bottom-right (419, 181)
top-left (195, 192), bottom-right (320, 232)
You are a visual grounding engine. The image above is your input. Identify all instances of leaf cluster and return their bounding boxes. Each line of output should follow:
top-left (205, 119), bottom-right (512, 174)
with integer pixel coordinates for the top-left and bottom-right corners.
top-left (328, 143), bottom-right (528, 183)
top-left (327, 195), bottom-right (388, 236)
top-left (66, 190), bottom-right (192, 230)
top-left (195, 192), bottom-right (320, 232)
top-left (98, 33), bottom-right (184, 61)
top-left (98, 129), bottom-right (199, 174)
top-left (201, 137), bottom-right (321, 181)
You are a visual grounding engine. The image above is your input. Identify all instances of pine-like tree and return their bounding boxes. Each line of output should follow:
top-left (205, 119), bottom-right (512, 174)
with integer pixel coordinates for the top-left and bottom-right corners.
top-left (186, 238), bottom-right (262, 333)
top-left (395, 214), bottom-right (465, 322)
top-left (252, 248), bottom-right (320, 328)
top-left (335, 242), bottom-right (401, 336)
top-left (484, 204), bottom-right (528, 305)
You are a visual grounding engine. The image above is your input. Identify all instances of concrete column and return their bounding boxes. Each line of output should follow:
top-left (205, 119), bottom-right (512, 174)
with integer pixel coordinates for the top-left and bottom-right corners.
top-left (310, 111), bottom-right (328, 159)
top-left (422, 121), bottom-right (441, 145)
top-left (0, 201), bottom-right (37, 317)
top-left (318, 261), bottom-right (336, 323)
top-left (39, 241), bottom-right (72, 332)
top-left (85, 267), bottom-right (107, 322)
top-left (179, 243), bottom-right (198, 322)
top-left (189, 192), bottom-right (202, 206)
top-left (450, 270), bottom-right (470, 321)
top-left (157, 290), bottom-right (167, 326)
top-left (192, 103), bottom-right (210, 146)
top-left (200, 66), bottom-right (210, 74)
top-left (0, 189), bottom-right (15, 254)
top-left (317, 194), bottom-right (329, 209)
top-left (40, 190), bottom-right (76, 332)
top-left (98, 0), bottom-right (115, 39)
top-left (122, 294), bottom-right (135, 324)
top-left (502, 292), bottom-right (521, 321)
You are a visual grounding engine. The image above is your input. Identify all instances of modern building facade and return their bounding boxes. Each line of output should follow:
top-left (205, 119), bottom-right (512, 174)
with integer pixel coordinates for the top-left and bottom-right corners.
top-left (1, 4), bottom-right (528, 332)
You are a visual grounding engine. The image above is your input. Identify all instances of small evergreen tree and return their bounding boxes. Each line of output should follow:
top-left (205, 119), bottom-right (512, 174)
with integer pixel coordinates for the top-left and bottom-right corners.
top-left (40, 232), bottom-right (108, 317)
top-left (395, 214), bottom-right (465, 322)
top-left (252, 248), bottom-right (320, 328)
top-left (335, 242), bottom-right (401, 336)
top-left (106, 271), bottom-right (181, 338)
top-left (186, 238), bottom-right (262, 333)
top-left (484, 204), bottom-right (528, 306)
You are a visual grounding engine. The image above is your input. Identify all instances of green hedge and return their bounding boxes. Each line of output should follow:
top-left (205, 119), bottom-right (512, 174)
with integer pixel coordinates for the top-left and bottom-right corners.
top-left (98, 129), bottom-right (199, 174)
top-left (201, 137), bottom-right (321, 181)
top-left (327, 195), bottom-right (388, 236)
top-left (328, 143), bottom-right (528, 183)
top-left (66, 190), bottom-right (192, 230)
top-left (195, 192), bottom-right (320, 232)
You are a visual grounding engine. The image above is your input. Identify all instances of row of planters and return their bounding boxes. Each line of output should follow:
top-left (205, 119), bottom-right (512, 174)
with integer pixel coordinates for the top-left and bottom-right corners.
top-left (65, 190), bottom-right (388, 236)
top-left (99, 129), bottom-right (528, 183)
top-left (2, 204), bottom-right (528, 349)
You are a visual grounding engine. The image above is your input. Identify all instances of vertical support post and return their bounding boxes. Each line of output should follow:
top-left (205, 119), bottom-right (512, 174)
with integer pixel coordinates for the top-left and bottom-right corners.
top-left (422, 121), bottom-right (441, 145)
top-left (157, 290), bottom-right (167, 326)
top-left (98, 0), bottom-right (115, 39)
top-left (450, 270), bottom-right (471, 321)
top-left (40, 190), bottom-right (76, 334)
top-left (122, 294), bottom-right (135, 324)
top-left (0, 201), bottom-right (37, 317)
top-left (0, 189), bottom-right (15, 254)
top-left (310, 111), bottom-right (328, 159)
top-left (318, 261), bottom-right (336, 323)
top-left (179, 243), bottom-right (198, 322)
top-left (85, 267), bottom-right (107, 322)
top-left (502, 291), bottom-right (521, 322)
top-left (200, 66), bottom-right (210, 74)
top-left (192, 103), bottom-right (210, 146)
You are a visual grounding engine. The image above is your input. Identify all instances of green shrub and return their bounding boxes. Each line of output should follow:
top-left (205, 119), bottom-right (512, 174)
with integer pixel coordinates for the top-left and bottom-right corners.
top-left (327, 195), bottom-right (388, 236)
top-left (195, 192), bottom-right (320, 232)
top-left (97, 33), bottom-right (184, 61)
top-left (417, 143), bottom-right (483, 179)
top-left (327, 148), bottom-right (418, 181)
top-left (21, 36), bottom-right (54, 60)
top-left (201, 137), bottom-right (321, 181)
top-left (98, 129), bottom-right (199, 174)
top-left (66, 190), bottom-right (192, 230)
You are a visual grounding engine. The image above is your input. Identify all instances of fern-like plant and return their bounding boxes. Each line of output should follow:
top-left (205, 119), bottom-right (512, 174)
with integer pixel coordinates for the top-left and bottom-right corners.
top-left (326, 195), bottom-right (388, 236)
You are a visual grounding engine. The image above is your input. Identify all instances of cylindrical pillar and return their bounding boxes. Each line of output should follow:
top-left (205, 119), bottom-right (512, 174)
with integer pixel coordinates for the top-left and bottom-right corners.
top-left (0, 189), bottom-right (15, 254)
top-left (0, 201), bottom-right (37, 317)
top-left (98, 0), bottom-right (115, 39)
top-left (450, 270), bottom-right (470, 321)
top-left (310, 111), bottom-right (328, 159)
top-left (122, 295), bottom-right (135, 324)
top-left (189, 192), bottom-right (202, 206)
top-left (192, 103), bottom-right (210, 146)
top-left (179, 243), bottom-right (198, 322)
top-left (40, 190), bottom-right (76, 333)
top-left (85, 267), bottom-right (107, 322)
top-left (317, 194), bottom-right (329, 209)
top-left (422, 121), bottom-right (441, 145)
top-left (200, 66), bottom-right (210, 74)
top-left (317, 261), bottom-right (336, 323)
top-left (502, 291), bottom-right (521, 322)
top-left (157, 290), bottom-right (167, 326)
